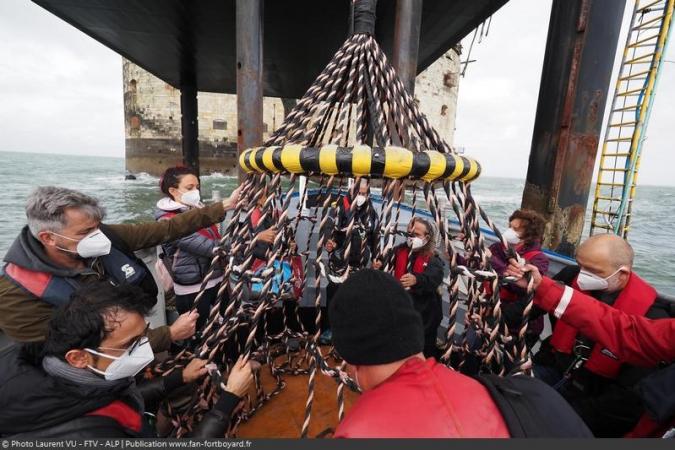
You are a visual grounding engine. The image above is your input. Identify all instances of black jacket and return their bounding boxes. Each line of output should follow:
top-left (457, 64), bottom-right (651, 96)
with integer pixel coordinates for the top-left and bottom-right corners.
top-left (402, 248), bottom-right (445, 337)
top-left (328, 197), bottom-right (379, 268)
top-left (0, 345), bottom-right (239, 438)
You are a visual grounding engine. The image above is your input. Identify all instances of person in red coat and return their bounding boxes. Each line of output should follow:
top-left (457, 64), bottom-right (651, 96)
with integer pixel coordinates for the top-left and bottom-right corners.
top-left (522, 234), bottom-right (670, 436)
top-left (506, 262), bottom-right (675, 438)
top-left (329, 269), bottom-right (511, 438)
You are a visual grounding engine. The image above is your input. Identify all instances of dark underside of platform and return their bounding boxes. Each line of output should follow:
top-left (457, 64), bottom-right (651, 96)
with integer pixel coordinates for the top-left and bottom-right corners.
top-left (33, 0), bottom-right (508, 98)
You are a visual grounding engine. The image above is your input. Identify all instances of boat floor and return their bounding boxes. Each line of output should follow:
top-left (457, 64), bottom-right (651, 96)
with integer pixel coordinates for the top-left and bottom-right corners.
top-left (236, 347), bottom-right (359, 438)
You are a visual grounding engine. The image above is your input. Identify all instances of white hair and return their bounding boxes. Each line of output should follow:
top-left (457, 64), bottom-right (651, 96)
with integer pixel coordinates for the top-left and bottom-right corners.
top-left (26, 186), bottom-right (106, 238)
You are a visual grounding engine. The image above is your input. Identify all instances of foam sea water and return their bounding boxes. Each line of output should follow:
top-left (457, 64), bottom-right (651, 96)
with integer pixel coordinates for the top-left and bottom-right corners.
top-left (0, 150), bottom-right (672, 295)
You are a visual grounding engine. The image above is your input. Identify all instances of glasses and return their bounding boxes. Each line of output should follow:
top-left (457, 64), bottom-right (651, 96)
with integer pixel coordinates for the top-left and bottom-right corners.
top-left (99, 322), bottom-right (150, 356)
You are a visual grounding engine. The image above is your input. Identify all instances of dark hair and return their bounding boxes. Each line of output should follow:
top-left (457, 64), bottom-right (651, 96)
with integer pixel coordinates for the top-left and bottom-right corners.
top-left (509, 209), bottom-right (546, 244)
top-left (42, 282), bottom-right (154, 359)
top-left (160, 166), bottom-right (199, 200)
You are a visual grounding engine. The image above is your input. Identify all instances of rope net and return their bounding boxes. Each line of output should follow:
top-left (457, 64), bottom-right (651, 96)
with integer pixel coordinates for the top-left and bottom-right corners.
top-left (158, 24), bottom-right (534, 439)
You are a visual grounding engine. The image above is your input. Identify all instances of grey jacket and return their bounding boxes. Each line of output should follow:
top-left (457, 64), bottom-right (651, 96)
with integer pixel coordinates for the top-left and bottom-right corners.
top-left (155, 198), bottom-right (224, 286)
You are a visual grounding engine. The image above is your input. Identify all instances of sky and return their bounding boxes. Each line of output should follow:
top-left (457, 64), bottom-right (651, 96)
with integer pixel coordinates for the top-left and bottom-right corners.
top-left (0, 0), bottom-right (673, 185)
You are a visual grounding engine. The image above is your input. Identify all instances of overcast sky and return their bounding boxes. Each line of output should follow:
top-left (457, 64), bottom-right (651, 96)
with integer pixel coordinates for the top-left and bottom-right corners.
top-left (1, 0), bottom-right (673, 185)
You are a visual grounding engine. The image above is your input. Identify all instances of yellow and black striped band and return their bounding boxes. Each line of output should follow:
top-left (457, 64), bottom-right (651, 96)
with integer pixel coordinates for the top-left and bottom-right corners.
top-left (239, 145), bottom-right (481, 183)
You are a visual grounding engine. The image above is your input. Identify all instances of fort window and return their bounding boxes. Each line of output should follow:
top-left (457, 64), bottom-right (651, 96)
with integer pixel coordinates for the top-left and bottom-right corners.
top-left (213, 119), bottom-right (227, 130)
top-left (441, 105), bottom-right (448, 116)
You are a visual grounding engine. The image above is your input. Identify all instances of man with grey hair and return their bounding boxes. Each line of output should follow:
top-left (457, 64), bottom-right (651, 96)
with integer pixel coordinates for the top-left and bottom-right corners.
top-left (0, 185), bottom-right (240, 352)
top-left (531, 233), bottom-right (671, 437)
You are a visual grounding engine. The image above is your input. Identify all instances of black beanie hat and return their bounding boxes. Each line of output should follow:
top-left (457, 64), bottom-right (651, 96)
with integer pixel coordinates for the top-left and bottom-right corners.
top-left (329, 269), bottom-right (424, 365)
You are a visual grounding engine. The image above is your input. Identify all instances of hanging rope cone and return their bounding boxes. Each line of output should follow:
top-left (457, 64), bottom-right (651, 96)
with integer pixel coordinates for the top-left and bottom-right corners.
top-left (160, 0), bottom-right (534, 438)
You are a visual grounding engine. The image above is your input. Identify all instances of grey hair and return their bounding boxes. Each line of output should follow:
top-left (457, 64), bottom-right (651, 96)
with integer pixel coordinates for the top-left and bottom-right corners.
top-left (410, 216), bottom-right (438, 254)
top-left (26, 186), bottom-right (106, 238)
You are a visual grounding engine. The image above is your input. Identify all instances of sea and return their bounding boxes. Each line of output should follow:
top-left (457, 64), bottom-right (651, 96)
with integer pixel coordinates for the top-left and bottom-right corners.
top-left (1, 150), bottom-right (673, 295)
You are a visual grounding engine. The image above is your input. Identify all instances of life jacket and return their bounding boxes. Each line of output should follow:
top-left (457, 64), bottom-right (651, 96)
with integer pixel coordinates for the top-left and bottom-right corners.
top-left (394, 245), bottom-right (430, 280)
top-left (342, 195), bottom-right (351, 211)
top-left (86, 400), bottom-right (142, 434)
top-left (1, 228), bottom-right (155, 307)
top-left (550, 272), bottom-right (657, 379)
top-left (159, 211), bottom-right (221, 241)
top-left (496, 249), bottom-right (544, 302)
top-left (625, 414), bottom-right (674, 438)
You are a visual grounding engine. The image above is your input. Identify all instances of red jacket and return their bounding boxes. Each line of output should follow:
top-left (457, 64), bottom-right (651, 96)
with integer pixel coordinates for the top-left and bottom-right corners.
top-left (549, 273), bottom-right (657, 379)
top-left (534, 277), bottom-right (675, 438)
top-left (334, 358), bottom-right (510, 438)
top-left (535, 277), bottom-right (674, 366)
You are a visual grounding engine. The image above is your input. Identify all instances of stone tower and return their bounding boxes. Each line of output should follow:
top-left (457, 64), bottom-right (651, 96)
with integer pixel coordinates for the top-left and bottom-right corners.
top-left (123, 48), bottom-right (460, 176)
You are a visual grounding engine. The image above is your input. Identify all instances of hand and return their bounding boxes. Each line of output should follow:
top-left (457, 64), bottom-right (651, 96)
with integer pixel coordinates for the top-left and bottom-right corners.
top-left (223, 185), bottom-right (243, 210)
top-left (182, 358), bottom-right (208, 383)
top-left (325, 239), bottom-right (336, 252)
top-left (225, 356), bottom-right (260, 397)
top-left (169, 310), bottom-right (199, 341)
top-left (372, 259), bottom-right (383, 270)
top-left (400, 273), bottom-right (417, 288)
top-left (504, 263), bottom-right (543, 290)
top-left (257, 227), bottom-right (277, 244)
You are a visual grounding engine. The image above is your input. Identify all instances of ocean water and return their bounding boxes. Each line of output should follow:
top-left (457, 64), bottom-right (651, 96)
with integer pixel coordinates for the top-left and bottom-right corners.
top-left (1, 150), bottom-right (673, 295)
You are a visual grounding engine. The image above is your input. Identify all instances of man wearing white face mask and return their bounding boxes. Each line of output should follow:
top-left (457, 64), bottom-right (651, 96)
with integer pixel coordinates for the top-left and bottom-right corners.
top-left (0, 184), bottom-right (241, 351)
top-left (531, 234), bottom-right (671, 437)
top-left (0, 283), bottom-right (256, 438)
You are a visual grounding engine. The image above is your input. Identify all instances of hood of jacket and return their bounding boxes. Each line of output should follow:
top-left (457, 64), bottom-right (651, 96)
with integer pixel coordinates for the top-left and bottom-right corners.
top-left (3, 226), bottom-right (82, 278)
top-left (154, 197), bottom-right (189, 220)
top-left (0, 345), bottom-right (132, 435)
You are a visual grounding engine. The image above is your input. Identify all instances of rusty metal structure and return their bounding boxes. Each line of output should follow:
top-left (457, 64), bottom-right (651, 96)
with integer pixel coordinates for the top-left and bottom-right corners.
top-left (522, 0), bottom-right (626, 256)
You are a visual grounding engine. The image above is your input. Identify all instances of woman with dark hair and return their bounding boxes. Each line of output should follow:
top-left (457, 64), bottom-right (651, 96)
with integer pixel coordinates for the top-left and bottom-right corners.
top-left (155, 167), bottom-right (239, 332)
top-left (490, 208), bottom-right (549, 346)
top-left (376, 216), bottom-right (445, 359)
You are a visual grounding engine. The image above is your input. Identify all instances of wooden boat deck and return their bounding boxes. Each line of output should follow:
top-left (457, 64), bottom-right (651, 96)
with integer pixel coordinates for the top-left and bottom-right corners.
top-left (236, 349), bottom-right (360, 438)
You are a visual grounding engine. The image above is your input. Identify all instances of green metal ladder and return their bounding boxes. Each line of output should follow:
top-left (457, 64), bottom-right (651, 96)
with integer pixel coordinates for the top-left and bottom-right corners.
top-left (590, 0), bottom-right (674, 238)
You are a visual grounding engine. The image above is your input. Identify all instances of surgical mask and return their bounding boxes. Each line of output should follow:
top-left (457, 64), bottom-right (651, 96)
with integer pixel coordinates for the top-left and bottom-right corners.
top-left (354, 195), bottom-right (367, 207)
top-left (52, 229), bottom-right (112, 258)
top-left (502, 227), bottom-right (521, 245)
top-left (407, 236), bottom-right (426, 250)
top-left (577, 267), bottom-right (624, 292)
top-left (180, 189), bottom-right (201, 207)
top-left (86, 339), bottom-right (154, 381)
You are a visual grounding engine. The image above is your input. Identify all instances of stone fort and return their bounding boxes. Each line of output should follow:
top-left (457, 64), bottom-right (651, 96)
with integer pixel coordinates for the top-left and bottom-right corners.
top-left (123, 48), bottom-right (461, 176)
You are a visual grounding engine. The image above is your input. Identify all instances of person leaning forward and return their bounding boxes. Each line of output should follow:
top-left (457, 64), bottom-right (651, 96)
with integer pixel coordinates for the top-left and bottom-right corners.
top-left (0, 185), bottom-right (240, 351)
top-left (329, 269), bottom-right (591, 438)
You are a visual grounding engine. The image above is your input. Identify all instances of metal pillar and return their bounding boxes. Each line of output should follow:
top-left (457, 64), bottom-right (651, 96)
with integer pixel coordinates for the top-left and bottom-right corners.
top-left (180, 85), bottom-right (200, 174)
top-left (521, 0), bottom-right (626, 256)
top-left (236, 0), bottom-right (264, 183)
top-left (392, 0), bottom-right (423, 95)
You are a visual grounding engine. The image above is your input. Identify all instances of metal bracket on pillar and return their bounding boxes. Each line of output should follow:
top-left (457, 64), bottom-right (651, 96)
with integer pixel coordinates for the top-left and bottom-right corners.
top-left (236, 0), bottom-right (264, 183)
top-left (392, 0), bottom-right (423, 95)
top-left (180, 85), bottom-right (199, 175)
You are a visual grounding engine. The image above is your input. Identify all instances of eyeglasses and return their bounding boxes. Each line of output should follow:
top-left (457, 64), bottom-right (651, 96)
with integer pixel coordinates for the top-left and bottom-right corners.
top-left (98, 322), bottom-right (150, 356)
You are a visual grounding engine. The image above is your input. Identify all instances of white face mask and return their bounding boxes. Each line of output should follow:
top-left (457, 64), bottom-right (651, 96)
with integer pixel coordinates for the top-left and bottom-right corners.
top-left (502, 227), bottom-right (521, 245)
top-left (52, 229), bottom-right (112, 258)
top-left (354, 195), bottom-right (367, 207)
top-left (86, 339), bottom-right (154, 381)
top-left (180, 189), bottom-right (201, 207)
top-left (407, 236), bottom-right (426, 250)
top-left (577, 267), bottom-right (624, 292)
